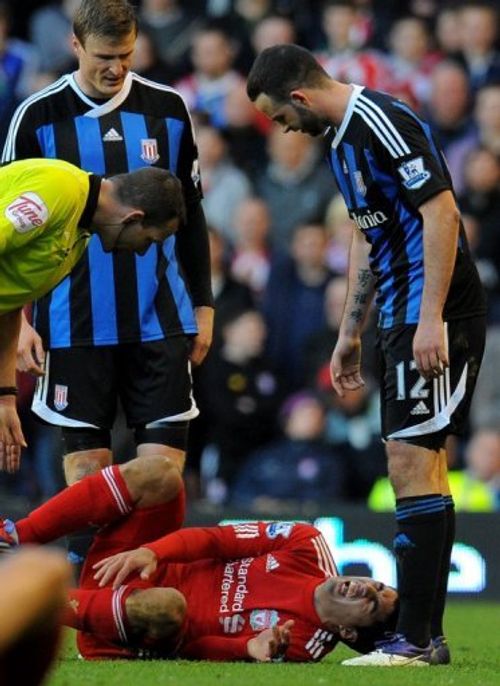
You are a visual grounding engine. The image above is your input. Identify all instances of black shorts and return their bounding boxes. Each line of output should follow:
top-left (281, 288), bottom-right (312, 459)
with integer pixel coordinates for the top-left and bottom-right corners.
top-left (32, 337), bottom-right (198, 429)
top-left (379, 316), bottom-right (486, 451)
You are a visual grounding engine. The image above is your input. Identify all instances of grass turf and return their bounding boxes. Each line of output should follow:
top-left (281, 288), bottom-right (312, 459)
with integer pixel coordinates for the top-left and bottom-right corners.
top-left (46, 601), bottom-right (500, 686)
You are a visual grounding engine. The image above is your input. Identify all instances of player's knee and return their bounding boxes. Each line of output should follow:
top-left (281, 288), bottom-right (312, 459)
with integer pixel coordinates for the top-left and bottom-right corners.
top-left (121, 454), bottom-right (183, 504)
top-left (62, 428), bottom-right (111, 483)
top-left (126, 588), bottom-right (186, 641)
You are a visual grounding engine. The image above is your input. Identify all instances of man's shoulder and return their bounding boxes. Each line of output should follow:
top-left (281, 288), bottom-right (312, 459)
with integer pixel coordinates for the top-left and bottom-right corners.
top-left (14, 74), bottom-right (72, 120)
top-left (129, 73), bottom-right (188, 106)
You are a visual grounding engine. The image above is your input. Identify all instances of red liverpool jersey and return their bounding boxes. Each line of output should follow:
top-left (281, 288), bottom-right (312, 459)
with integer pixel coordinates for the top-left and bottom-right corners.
top-left (144, 522), bottom-right (340, 661)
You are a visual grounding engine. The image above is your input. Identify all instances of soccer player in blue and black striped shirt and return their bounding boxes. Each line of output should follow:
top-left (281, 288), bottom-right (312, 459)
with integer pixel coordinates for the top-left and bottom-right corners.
top-left (2, 0), bottom-right (214, 602)
top-left (248, 44), bottom-right (486, 666)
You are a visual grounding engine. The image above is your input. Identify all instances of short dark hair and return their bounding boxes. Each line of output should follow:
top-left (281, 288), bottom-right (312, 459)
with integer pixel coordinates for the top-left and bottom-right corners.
top-left (73, 0), bottom-right (138, 45)
top-left (112, 167), bottom-right (186, 227)
top-left (247, 44), bottom-right (329, 103)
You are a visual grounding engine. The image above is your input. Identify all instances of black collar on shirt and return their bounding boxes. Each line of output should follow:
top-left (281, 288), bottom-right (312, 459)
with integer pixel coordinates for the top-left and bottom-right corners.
top-left (79, 173), bottom-right (102, 229)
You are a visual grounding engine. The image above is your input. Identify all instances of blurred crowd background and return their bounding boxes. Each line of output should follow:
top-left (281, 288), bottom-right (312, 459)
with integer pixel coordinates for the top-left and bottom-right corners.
top-left (1, 0), bottom-right (500, 514)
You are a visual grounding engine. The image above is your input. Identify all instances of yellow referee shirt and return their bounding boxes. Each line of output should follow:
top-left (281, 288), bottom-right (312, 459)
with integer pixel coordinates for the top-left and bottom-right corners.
top-left (0, 158), bottom-right (101, 314)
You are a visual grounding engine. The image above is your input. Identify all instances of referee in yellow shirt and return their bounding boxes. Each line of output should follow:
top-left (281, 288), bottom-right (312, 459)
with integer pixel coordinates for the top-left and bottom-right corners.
top-left (0, 157), bottom-right (185, 470)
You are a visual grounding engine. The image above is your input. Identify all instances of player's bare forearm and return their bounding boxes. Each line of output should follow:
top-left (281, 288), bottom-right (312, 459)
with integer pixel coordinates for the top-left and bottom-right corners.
top-left (340, 229), bottom-right (375, 338)
top-left (0, 309), bottom-right (21, 387)
top-left (419, 190), bottom-right (459, 321)
top-left (414, 190), bottom-right (459, 377)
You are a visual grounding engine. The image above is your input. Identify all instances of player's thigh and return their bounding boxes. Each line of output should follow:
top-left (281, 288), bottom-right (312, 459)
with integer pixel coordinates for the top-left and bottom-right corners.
top-left (31, 346), bottom-right (118, 429)
top-left (117, 337), bottom-right (198, 427)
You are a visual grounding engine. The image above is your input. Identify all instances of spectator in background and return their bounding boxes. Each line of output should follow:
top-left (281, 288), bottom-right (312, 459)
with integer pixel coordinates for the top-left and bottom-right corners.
top-left (453, 1), bottom-right (500, 93)
top-left (470, 326), bottom-right (500, 430)
top-left (425, 60), bottom-right (476, 194)
top-left (130, 30), bottom-right (173, 85)
top-left (197, 308), bottom-right (284, 504)
top-left (0, 2), bottom-right (39, 145)
top-left (207, 227), bottom-right (255, 341)
top-left (251, 13), bottom-right (296, 54)
top-left (222, 82), bottom-right (270, 180)
top-left (231, 390), bottom-right (348, 513)
top-left (475, 83), bottom-right (500, 156)
top-left (463, 428), bottom-right (500, 509)
top-left (385, 16), bottom-right (441, 109)
top-left (262, 223), bottom-right (333, 390)
top-left (175, 23), bottom-right (245, 129)
top-left (324, 195), bottom-right (353, 276)
top-left (197, 122), bottom-right (252, 240)
top-left (434, 4), bottom-right (462, 57)
top-left (255, 126), bottom-right (335, 251)
top-left (230, 197), bottom-right (273, 299)
top-left (315, 0), bottom-right (390, 91)
top-left (28, 0), bottom-right (79, 73)
top-left (317, 367), bottom-right (385, 502)
top-left (459, 146), bottom-right (500, 320)
top-left (139, 0), bottom-right (203, 81)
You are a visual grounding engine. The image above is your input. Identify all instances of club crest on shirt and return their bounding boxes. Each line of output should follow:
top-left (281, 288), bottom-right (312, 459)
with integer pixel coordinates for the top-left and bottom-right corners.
top-left (140, 138), bottom-right (160, 164)
top-left (397, 156), bottom-right (431, 190)
top-left (250, 609), bottom-right (280, 631)
top-left (5, 192), bottom-right (49, 233)
top-left (266, 522), bottom-right (294, 539)
top-left (54, 384), bottom-right (68, 411)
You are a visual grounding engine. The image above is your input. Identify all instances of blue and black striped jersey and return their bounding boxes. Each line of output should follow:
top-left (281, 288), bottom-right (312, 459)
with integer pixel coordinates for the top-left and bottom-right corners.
top-left (325, 85), bottom-right (485, 328)
top-left (2, 72), bottom-right (206, 347)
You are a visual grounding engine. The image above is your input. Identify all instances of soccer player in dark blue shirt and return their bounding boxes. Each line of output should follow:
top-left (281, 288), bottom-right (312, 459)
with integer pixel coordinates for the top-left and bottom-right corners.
top-left (247, 44), bottom-right (486, 666)
top-left (2, 0), bottom-right (214, 600)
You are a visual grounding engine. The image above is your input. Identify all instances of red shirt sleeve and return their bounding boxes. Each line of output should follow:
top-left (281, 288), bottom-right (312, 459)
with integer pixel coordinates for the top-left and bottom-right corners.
top-left (179, 635), bottom-right (250, 661)
top-left (144, 522), bottom-right (322, 563)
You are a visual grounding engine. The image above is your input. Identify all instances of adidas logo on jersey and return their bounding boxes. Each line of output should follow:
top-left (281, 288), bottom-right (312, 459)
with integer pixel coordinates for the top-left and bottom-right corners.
top-left (411, 401), bottom-right (430, 416)
top-left (266, 554), bottom-right (280, 572)
top-left (103, 128), bottom-right (123, 142)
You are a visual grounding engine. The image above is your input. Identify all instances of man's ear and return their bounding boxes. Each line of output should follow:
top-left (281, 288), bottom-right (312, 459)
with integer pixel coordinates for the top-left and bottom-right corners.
top-left (338, 626), bottom-right (359, 643)
top-left (122, 209), bottom-right (145, 224)
top-left (72, 34), bottom-right (82, 58)
top-left (290, 89), bottom-right (309, 106)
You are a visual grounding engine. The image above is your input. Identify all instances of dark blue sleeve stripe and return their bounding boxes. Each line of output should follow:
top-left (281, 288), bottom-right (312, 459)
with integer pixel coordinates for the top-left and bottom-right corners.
top-left (75, 116), bottom-right (106, 174)
top-left (88, 236), bottom-right (118, 344)
top-left (120, 111), bottom-right (150, 169)
top-left (36, 123), bottom-right (56, 157)
top-left (134, 248), bottom-right (164, 339)
top-left (49, 276), bottom-right (71, 347)
top-left (166, 117), bottom-right (184, 174)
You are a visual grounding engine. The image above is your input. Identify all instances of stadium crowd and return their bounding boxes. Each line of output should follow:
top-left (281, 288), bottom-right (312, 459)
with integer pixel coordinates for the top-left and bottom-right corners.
top-left (1, 0), bottom-right (500, 513)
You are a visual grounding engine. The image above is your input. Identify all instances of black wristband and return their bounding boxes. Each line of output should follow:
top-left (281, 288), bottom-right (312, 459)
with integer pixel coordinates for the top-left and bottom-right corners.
top-left (0, 387), bottom-right (18, 396)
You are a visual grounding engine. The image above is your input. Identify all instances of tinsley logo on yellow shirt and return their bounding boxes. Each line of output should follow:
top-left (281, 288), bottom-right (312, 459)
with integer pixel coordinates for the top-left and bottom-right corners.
top-left (5, 192), bottom-right (49, 233)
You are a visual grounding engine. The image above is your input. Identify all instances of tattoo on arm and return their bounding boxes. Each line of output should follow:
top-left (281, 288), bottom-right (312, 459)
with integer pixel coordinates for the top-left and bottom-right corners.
top-left (347, 269), bottom-right (373, 324)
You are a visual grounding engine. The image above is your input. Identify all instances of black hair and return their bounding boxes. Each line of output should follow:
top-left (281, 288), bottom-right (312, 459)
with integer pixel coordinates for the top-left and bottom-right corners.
top-left (341, 598), bottom-right (400, 654)
top-left (73, 0), bottom-right (138, 46)
top-left (112, 167), bottom-right (186, 227)
top-left (247, 44), bottom-right (329, 104)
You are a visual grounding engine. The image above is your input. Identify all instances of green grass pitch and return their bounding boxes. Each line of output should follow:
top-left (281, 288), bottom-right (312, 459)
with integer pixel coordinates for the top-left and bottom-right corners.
top-left (46, 602), bottom-right (499, 686)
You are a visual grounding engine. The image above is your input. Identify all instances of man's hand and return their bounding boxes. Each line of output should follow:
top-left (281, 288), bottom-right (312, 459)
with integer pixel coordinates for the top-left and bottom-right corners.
top-left (93, 547), bottom-right (158, 589)
top-left (189, 306), bottom-right (214, 366)
top-left (0, 397), bottom-right (26, 473)
top-left (17, 316), bottom-right (45, 377)
top-left (413, 317), bottom-right (448, 381)
top-left (247, 620), bottom-right (294, 662)
top-left (330, 333), bottom-right (364, 397)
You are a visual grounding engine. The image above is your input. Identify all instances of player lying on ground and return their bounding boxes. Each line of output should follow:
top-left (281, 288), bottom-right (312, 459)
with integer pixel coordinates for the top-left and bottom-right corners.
top-left (0, 157), bottom-right (185, 469)
top-left (0, 454), bottom-right (399, 662)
